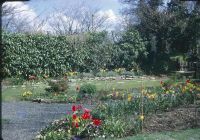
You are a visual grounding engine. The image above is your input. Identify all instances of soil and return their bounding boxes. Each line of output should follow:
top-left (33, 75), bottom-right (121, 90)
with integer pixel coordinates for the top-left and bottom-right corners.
top-left (144, 104), bottom-right (200, 132)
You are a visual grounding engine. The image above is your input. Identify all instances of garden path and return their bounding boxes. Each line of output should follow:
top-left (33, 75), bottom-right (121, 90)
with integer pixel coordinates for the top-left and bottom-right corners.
top-left (2, 101), bottom-right (82, 140)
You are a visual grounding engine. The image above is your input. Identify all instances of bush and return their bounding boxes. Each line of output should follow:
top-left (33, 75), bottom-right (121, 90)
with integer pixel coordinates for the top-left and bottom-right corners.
top-left (79, 83), bottom-right (97, 97)
top-left (121, 71), bottom-right (135, 77)
top-left (4, 77), bottom-right (25, 85)
top-left (77, 72), bottom-right (95, 79)
top-left (106, 71), bottom-right (118, 77)
top-left (45, 79), bottom-right (68, 93)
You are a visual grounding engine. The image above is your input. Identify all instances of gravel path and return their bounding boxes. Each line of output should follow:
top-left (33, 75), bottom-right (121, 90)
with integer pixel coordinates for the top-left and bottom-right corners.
top-left (2, 101), bottom-right (75, 140)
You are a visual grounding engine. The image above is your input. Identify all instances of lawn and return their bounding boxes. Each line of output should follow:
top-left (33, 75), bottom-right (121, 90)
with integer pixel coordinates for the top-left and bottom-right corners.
top-left (2, 82), bottom-right (47, 102)
top-left (93, 128), bottom-right (200, 140)
top-left (115, 128), bottom-right (200, 140)
top-left (2, 78), bottom-right (165, 102)
top-left (74, 78), bottom-right (163, 90)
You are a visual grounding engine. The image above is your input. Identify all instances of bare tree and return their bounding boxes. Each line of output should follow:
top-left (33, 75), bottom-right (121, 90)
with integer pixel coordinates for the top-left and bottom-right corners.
top-left (2, 2), bottom-right (47, 34)
top-left (47, 3), bottom-right (110, 35)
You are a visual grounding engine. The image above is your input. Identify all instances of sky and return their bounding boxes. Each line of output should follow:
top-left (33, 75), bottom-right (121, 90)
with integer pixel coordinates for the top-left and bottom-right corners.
top-left (3, 0), bottom-right (123, 33)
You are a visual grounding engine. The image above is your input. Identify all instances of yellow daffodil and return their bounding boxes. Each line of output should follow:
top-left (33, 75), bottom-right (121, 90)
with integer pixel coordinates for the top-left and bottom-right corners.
top-left (139, 115), bottom-right (144, 120)
top-left (73, 117), bottom-right (80, 123)
top-left (116, 91), bottom-right (119, 97)
top-left (148, 94), bottom-right (156, 100)
top-left (127, 94), bottom-right (132, 102)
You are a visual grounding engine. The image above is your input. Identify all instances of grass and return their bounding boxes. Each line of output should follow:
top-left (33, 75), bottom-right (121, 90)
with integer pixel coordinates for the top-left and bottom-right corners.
top-left (73, 78), bottom-right (163, 90)
top-left (2, 82), bottom-right (47, 102)
top-left (2, 78), bottom-right (166, 102)
top-left (94, 128), bottom-right (200, 140)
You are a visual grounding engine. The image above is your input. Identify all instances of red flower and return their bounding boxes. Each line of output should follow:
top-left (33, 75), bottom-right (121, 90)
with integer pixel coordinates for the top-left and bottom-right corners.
top-left (186, 79), bottom-right (190, 83)
top-left (84, 108), bottom-right (91, 114)
top-left (77, 105), bottom-right (82, 110)
top-left (92, 119), bottom-right (101, 126)
top-left (81, 112), bottom-right (91, 120)
top-left (72, 105), bottom-right (76, 112)
top-left (75, 123), bottom-right (79, 128)
top-left (72, 122), bottom-right (79, 128)
top-left (72, 114), bottom-right (77, 120)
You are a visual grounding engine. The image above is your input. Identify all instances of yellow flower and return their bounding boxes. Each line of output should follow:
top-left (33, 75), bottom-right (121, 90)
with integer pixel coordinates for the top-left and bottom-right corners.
top-left (116, 91), bottom-right (119, 97)
top-left (22, 91), bottom-right (32, 97)
top-left (127, 94), bottom-right (132, 102)
top-left (148, 94), bottom-right (156, 100)
top-left (27, 91), bottom-right (32, 95)
top-left (139, 115), bottom-right (144, 120)
top-left (73, 117), bottom-right (80, 123)
top-left (22, 93), bottom-right (26, 97)
top-left (68, 129), bottom-right (71, 134)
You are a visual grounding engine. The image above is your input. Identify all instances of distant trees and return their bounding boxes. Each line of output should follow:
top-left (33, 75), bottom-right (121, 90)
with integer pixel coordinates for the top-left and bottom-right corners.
top-left (120, 0), bottom-right (200, 74)
top-left (2, 2), bottom-right (46, 33)
top-left (3, 0), bottom-right (200, 76)
top-left (47, 4), bottom-right (110, 35)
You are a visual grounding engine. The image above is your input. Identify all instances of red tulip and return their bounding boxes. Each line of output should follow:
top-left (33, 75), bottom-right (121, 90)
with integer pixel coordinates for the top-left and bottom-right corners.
top-left (72, 122), bottom-right (79, 128)
top-left (75, 123), bottom-right (79, 128)
top-left (186, 79), bottom-right (190, 83)
top-left (72, 105), bottom-right (76, 112)
top-left (84, 108), bottom-right (91, 114)
top-left (81, 112), bottom-right (91, 120)
top-left (72, 114), bottom-right (77, 120)
top-left (92, 119), bottom-right (101, 126)
top-left (77, 105), bottom-right (82, 110)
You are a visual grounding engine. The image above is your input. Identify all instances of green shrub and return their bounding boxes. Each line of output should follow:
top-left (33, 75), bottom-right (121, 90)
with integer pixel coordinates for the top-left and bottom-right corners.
top-left (122, 71), bottom-right (135, 77)
top-left (95, 72), bottom-right (107, 77)
top-left (106, 71), bottom-right (118, 77)
top-left (45, 79), bottom-right (68, 93)
top-left (79, 83), bottom-right (97, 97)
top-left (77, 72), bottom-right (95, 79)
top-left (4, 77), bottom-right (25, 85)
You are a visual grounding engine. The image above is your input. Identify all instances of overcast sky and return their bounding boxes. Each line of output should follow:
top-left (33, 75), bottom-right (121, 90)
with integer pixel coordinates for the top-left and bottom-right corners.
top-left (3, 0), bottom-right (123, 33)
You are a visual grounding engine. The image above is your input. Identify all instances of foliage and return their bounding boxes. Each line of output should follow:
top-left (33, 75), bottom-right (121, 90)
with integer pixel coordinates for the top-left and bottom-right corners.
top-left (79, 83), bottom-right (97, 97)
top-left (2, 31), bottom-right (113, 78)
top-left (45, 79), bottom-right (68, 93)
top-left (77, 72), bottom-right (95, 79)
top-left (120, 0), bottom-right (200, 74)
top-left (37, 79), bottom-right (200, 139)
top-left (111, 29), bottom-right (147, 70)
top-left (38, 105), bottom-right (102, 139)
top-left (4, 77), bottom-right (25, 85)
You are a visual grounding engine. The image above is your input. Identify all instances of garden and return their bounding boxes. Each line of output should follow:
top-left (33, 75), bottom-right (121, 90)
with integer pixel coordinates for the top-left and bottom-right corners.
top-left (2, 70), bottom-right (200, 139)
top-left (2, 27), bottom-right (200, 140)
top-left (2, 0), bottom-right (200, 140)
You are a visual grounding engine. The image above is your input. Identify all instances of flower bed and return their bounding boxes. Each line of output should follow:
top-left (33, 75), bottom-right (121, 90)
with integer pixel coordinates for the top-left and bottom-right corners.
top-left (36, 80), bottom-right (200, 139)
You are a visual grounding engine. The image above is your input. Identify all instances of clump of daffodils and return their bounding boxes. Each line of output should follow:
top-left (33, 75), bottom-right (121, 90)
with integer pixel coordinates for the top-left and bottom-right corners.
top-left (139, 115), bottom-right (144, 120)
top-left (22, 91), bottom-right (32, 97)
top-left (127, 93), bottom-right (133, 102)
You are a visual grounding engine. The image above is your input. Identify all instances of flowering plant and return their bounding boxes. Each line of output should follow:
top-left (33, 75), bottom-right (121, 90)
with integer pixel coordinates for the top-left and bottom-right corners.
top-left (66, 105), bottom-right (102, 137)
